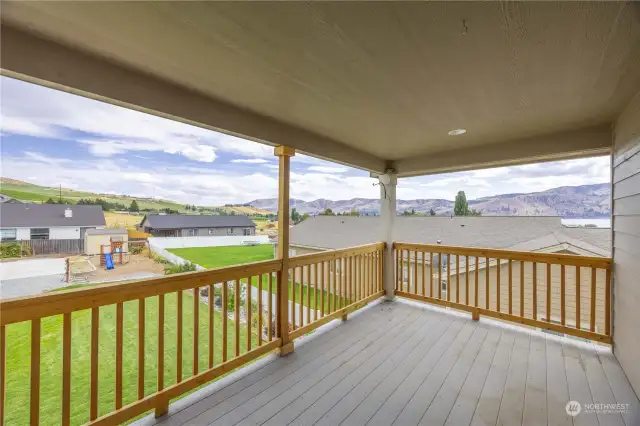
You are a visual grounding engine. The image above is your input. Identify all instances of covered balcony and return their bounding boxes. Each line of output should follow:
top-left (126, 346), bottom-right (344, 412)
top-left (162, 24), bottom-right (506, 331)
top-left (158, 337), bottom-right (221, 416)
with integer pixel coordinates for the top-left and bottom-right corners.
top-left (1, 2), bottom-right (640, 426)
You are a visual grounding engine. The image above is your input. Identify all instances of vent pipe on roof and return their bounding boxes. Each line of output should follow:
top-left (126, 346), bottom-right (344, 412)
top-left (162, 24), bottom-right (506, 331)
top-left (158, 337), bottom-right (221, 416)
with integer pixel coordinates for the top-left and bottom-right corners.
top-left (64, 207), bottom-right (73, 218)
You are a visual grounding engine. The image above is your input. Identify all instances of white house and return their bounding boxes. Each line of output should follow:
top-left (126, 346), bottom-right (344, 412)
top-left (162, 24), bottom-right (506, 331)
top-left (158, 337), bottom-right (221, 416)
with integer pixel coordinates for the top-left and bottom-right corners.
top-left (0, 204), bottom-right (106, 241)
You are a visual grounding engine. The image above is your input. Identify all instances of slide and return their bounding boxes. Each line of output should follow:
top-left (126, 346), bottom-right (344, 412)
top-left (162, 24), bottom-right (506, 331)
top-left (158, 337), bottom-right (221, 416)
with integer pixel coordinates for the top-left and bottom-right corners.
top-left (104, 253), bottom-right (115, 270)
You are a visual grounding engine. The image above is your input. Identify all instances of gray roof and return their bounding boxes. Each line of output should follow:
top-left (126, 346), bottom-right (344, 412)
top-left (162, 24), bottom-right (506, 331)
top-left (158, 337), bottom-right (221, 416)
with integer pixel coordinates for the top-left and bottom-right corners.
top-left (142, 214), bottom-right (255, 230)
top-left (85, 228), bottom-right (127, 235)
top-left (0, 204), bottom-right (106, 228)
top-left (288, 216), bottom-right (611, 256)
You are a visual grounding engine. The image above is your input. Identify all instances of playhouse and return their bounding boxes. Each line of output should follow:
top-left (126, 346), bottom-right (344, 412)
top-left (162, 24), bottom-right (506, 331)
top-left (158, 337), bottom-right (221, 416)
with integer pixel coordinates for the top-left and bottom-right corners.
top-left (84, 228), bottom-right (129, 256)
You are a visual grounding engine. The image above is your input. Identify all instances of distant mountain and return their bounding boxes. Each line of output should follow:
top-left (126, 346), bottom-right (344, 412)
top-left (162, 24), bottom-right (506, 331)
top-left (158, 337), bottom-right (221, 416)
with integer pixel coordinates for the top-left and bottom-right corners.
top-left (246, 183), bottom-right (610, 217)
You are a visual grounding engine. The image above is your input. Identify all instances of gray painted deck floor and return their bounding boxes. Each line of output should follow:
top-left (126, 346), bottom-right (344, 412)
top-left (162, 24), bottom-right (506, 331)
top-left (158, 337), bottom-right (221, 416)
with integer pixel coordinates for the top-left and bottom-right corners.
top-left (135, 300), bottom-right (639, 426)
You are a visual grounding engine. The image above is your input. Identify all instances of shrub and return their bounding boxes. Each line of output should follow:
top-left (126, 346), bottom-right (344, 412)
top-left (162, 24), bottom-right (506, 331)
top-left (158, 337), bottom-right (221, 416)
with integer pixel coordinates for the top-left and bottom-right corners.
top-left (130, 244), bottom-right (144, 255)
top-left (164, 261), bottom-right (197, 275)
top-left (0, 242), bottom-right (30, 258)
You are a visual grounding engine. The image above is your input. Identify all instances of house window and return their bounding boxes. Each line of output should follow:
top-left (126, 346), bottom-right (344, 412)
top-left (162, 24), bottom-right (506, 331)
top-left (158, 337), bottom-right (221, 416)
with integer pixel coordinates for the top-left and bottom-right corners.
top-left (30, 228), bottom-right (50, 240)
top-left (227, 228), bottom-right (234, 235)
top-left (208, 228), bottom-right (216, 235)
top-left (0, 229), bottom-right (17, 241)
top-left (243, 228), bottom-right (251, 236)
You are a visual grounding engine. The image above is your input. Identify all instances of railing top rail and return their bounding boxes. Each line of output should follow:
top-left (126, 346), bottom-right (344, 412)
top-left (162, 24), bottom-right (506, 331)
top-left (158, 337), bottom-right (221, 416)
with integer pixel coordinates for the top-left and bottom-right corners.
top-left (393, 242), bottom-right (611, 269)
top-left (0, 258), bottom-right (282, 325)
top-left (288, 242), bottom-right (385, 268)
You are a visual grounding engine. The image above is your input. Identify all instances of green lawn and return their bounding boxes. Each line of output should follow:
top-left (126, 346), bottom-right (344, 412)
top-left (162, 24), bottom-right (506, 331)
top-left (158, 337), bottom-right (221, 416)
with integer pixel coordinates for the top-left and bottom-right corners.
top-left (169, 245), bottom-right (349, 309)
top-left (4, 290), bottom-right (255, 426)
top-left (168, 245), bottom-right (274, 268)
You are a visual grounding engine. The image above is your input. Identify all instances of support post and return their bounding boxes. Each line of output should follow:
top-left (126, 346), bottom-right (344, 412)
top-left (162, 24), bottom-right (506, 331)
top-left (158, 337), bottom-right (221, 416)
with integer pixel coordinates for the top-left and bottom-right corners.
top-left (275, 145), bottom-right (295, 356)
top-left (378, 171), bottom-right (397, 300)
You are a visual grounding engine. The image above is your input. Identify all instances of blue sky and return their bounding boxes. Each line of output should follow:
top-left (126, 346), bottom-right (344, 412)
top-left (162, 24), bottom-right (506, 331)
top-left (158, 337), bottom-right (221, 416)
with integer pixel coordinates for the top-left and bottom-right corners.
top-left (0, 76), bottom-right (610, 206)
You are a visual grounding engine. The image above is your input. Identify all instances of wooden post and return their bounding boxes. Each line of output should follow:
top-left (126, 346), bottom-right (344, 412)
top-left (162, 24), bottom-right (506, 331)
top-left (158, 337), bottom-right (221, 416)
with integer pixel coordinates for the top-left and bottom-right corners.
top-left (275, 145), bottom-right (295, 356)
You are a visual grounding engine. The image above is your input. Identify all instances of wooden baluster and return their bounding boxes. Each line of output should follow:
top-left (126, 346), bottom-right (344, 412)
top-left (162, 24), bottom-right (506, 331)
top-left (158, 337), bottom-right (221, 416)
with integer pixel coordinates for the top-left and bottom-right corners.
top-left (438, 253), bottom-right (442, 299)
top-left (138, 298), bottom-right (145, 399)
top-left (291, 268), bottom-right (296, 329)
top-left (456, 255), bottom-right (460, 303)
top-left (371, 252), bottom-right (375, 297)
top-left (395, 248), bottom-right (400, 291)
top-left (301, 266), bottom-right (305, 323)
top-left (222, 282), bottom-right (228, 362)
top-left (320, 261), bottom-right (325, 317)
top-left (465, 256), bottom-right (470, 305)
top-left (430, 252), bottom-right (434, 297)
top-left (116, 302), bottom-right (124, 409)
top-left (0, 326), bottom-right (4, 426)
top-left (475, 257), bottom-right (479, 307)
top-left (351, 256), bottom-right (356, 303)
top-left (31, 319), bottom-right (41, 426)
top-left (605, 268), bottom-right (611, 336)
top-left (268, 274), bottom-right (273, 341)
top-left (235, 279), bottom-right (240, 357)
top-left (177, 291), bottom-right (183, 383)
top-left (339, 258), bottom-right (344, 309)
top-left (258, 275), bottom-right (263, 346)
top-left (414, 251), bottom-right (418, 295)
top-left (532, 262), bottom-right (537, 320)
top-left (496, 259), bottom-right (501, 312)
top-left (520, 261), bottom-right (525, 317)
top-left (400, 250), bottom-right (404, 292)
top-left (546, 264), bottom-right (551, 324)
top-left (576, 266), bottom-right (581, 330)
top-left (60, 314), bottom-right (71, 426)
top-left (313, 264), bottom-right (318, 322)
top-left (306, 264), bottom-right (311, 322)
top-left (422, 252), bottom-right (426, 296)
top-left (90, 308), bottom-right (99, 421)
top-left (447, 255), bottom-right (451, 302)
top-left (590, 268), bottom-right (596, 332)
top-left (209, 283), bottom-right (214, 367)
top-left (245, 280), bottom-right (251, 353)
top-left (194, 286), bottom-right (200, 373)
top-left (360, 255), bottom-right (365, 301)
top-left (560, 265), bottom-right (566, 326)
top-left (157, 295), bottom-right (165, 388)
top-left (485, 257), bottom-right (490, 309)
top-left (508, 260), bottom-right (513, 314)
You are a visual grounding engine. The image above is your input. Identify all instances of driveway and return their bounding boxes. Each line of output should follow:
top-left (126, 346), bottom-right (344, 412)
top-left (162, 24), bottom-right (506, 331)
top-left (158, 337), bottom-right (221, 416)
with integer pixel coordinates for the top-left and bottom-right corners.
top-left (0, 258), bottom-right (67, 299)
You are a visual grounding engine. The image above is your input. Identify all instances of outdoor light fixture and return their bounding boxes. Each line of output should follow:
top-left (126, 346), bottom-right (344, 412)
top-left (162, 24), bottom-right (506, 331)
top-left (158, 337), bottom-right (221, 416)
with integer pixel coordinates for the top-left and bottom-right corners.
top-left (448, 129), bottom-right (467, 136)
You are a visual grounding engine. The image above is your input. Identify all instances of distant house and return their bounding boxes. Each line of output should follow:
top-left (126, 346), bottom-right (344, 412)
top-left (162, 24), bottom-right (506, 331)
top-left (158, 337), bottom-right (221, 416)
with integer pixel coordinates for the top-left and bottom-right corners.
top-left (138, 214), bottom-right (256, 237)
top-left (0, 204), bottom-right (106, 241)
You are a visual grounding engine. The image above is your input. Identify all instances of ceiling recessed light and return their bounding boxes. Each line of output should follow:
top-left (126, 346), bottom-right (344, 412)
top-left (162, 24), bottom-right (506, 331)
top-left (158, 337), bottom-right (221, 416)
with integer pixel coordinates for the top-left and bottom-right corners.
top-left (448, 129), bottom-right (467, 136)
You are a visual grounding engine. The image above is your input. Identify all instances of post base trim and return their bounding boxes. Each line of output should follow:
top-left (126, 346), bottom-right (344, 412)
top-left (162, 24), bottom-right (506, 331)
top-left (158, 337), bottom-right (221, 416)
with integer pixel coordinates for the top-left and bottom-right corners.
top-left (278, 342), bottom-right (294, 356)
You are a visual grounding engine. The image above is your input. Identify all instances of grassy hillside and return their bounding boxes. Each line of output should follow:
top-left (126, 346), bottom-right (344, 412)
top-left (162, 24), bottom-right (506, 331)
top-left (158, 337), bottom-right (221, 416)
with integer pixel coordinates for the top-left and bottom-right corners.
top-left (0, 178), bottom-right (272, 216)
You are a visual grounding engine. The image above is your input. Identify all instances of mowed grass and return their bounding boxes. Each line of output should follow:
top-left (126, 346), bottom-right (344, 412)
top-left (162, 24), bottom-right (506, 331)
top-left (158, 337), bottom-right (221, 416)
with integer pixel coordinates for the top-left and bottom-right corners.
top-left (169, 245), bottom-right (348, 309)
top-left (4, 291), bottom-right (255, 426)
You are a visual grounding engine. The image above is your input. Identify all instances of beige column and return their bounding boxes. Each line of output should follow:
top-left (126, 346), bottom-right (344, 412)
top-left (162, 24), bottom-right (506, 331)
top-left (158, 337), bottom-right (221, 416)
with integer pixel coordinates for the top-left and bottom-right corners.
top-left (275, 145), bottom-right (295, 356)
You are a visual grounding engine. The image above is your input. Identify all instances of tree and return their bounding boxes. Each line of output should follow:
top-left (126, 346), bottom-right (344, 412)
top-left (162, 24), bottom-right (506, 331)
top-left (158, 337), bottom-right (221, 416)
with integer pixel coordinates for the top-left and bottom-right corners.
top-left (291, 208), bottom-right (300, 224)
top-left (45, 198), bottom-right (56, 204)
top-left (301, 213), bottom-right (310, 222)
top-left (429, 208), bottom-right (436, 216)
top-left (454, 191), bottom-right (469, 216)
top-left (320, 208), bottom-right (335, 216)
top-left (129, 200), bottom-right (140, 212)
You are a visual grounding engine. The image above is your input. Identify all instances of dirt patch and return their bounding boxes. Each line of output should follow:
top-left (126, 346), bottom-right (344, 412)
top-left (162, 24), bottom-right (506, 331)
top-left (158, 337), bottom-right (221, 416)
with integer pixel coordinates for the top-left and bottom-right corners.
top-left (88, 254), bottom-right (165, 281)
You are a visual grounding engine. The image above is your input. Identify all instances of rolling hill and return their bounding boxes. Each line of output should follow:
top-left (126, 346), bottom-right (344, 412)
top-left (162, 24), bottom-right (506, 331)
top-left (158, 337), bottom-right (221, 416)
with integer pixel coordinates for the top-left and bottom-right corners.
top-left (247, 183), bottom-right (611, 217)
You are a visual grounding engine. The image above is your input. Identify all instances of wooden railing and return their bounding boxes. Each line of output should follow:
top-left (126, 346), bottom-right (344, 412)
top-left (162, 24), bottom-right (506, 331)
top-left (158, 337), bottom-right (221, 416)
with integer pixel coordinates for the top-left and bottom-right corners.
top-left (287, 243), bottom-right (385, 340)
top-left (393, 243), bottom-right (612, 344)
top-left (0, 260), bottom-right (282, 426)
top-left (0, 243), bottom-right (385, 426)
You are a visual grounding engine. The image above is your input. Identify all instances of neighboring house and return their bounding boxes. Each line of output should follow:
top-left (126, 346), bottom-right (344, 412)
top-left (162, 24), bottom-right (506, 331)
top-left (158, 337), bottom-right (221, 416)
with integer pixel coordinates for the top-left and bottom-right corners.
top-left (138, 214), bottom-right (256, 237)
top-left (278, 216), bottom-right (612, 334)
top-left (0, 204), bottom-right (106, 241)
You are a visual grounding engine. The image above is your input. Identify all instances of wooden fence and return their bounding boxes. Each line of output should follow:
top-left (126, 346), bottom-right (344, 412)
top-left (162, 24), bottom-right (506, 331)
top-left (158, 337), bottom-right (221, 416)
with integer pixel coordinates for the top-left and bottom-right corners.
top-left (20, 239), bottom-right (84, 255)
top-left (393, 242), bottom-right (612, 344)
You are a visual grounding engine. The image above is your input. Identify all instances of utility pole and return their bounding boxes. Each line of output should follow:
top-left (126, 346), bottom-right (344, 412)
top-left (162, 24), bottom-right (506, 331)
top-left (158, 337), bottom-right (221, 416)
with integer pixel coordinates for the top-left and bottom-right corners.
top-left (59, 184), bottom-right (62, 203)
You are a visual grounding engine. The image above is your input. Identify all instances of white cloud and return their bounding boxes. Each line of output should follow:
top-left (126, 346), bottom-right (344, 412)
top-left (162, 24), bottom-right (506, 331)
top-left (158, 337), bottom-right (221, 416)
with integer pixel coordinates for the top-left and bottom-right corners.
top-left (308, 165), bottom-right (349, 174)
top-left (231, 158), bottom-right (269, 164)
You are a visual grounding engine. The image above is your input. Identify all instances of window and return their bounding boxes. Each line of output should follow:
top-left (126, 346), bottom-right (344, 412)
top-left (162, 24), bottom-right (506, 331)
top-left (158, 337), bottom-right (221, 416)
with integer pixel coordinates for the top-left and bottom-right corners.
top-left (227, 228), bottom-right (235, 235)
top-left (243, 228), bottom-right (251, 236)
top-left (187, 228), bottom-right (197, 236)
top-left (0, 229), bottom-right (17, 241)
top-left (30, 228), bottom-right (50, 240)
top-left (208, 228), bottom-right (216, 235)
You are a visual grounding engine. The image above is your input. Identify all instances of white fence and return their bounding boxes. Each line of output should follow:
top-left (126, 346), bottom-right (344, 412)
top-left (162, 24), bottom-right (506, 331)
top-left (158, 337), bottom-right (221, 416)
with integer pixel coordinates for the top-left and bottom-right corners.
top-left (148, 235), bottom-right (270, 249)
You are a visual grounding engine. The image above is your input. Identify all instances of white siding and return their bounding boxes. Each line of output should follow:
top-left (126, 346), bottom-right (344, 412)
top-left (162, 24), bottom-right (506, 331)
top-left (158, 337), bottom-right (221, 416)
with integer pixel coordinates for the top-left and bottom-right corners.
top-left (612, 90), bottom-right (640, 396)
top-left (49, 227), bottom-right (80, 239)
top-left (16, 228), bottom-right (31, 240)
